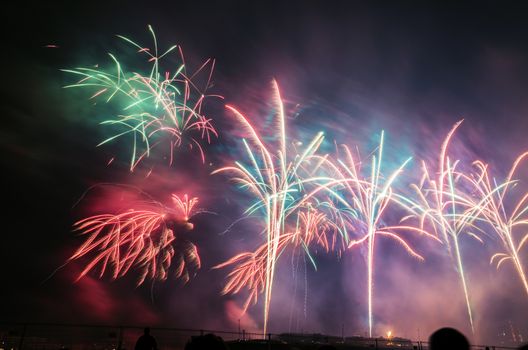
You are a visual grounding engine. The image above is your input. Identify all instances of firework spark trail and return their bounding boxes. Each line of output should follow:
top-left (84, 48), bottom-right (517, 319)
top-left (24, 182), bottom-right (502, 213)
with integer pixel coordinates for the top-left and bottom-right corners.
top-left (70, 194), bottom-right (201, 285)
top-left (466, 154), bottom-right (528, 297)
top-left (213, 80), bottom-right (349, 334)
top-left (63, 25), bottom-right (219, 171)
top-left (398, 120), bottom-right (480, 334)
top-left (321, 133), bottom-right (440, 337)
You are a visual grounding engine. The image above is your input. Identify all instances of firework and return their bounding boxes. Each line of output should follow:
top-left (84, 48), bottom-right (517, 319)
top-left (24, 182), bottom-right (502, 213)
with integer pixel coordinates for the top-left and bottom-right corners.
top-left (213, 80), bottom-right (346, 334)
top-left (61, 26), bottom-right (528, 333)
top-left (326, 133), bottom-right (439, 337)
top-left (399, 120), bottom-right (480, 334)
top-left (467, 153), bottom-right (528, 297)
top-left (70, 194), bottom-right (201, 285)
top-left (63, 25), bottom-right (218, 171)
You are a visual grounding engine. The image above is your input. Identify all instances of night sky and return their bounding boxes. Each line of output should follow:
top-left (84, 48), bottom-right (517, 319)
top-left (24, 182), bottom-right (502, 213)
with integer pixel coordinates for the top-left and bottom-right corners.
top-left (2, 0), bottom-right (528, 346)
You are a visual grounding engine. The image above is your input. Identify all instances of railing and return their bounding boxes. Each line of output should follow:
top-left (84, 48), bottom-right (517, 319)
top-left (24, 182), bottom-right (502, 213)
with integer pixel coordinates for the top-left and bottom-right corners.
top-left (0, 323), bottom-right (520, 350)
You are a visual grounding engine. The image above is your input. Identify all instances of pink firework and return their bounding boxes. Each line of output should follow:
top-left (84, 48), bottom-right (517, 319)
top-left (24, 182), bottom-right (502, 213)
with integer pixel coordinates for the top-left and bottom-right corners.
top-left (70, 194), bottom-right (201, 285)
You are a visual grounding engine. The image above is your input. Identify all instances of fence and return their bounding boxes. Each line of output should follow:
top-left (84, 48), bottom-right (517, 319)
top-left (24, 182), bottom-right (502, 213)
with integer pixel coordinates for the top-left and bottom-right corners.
top-left (0, 323), bottom-right (519, 350)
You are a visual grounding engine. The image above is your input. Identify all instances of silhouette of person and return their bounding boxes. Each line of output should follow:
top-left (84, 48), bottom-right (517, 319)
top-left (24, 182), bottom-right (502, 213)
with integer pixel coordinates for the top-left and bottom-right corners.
top-left (135, 327), bottom-right (158, 350)
top-left (518, 344), bottom-right (528, 350)
top-left (429, 328), bottom-right (469, 350)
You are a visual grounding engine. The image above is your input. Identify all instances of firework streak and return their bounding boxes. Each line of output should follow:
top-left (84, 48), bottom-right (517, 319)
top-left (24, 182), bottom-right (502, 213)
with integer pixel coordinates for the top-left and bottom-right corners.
top-left (395, 120), bottom-right (481, 334)
top-left (467, 153), bottom-right (528, 297)
top-left (213, 80), bottom-right (350, 335)
top-left (63, 25), bottom-right (219, 171)
top-left (327, 135), bottom-right (439, 337)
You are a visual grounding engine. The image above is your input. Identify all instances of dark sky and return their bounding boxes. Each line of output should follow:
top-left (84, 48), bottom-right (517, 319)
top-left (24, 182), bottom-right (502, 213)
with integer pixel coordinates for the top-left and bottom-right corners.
top-left (2, 0), bottom-right (528, 346)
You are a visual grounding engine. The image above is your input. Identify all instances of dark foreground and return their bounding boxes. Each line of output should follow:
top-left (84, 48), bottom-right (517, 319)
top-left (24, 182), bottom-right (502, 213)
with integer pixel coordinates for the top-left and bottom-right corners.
top-left (0, 323), bottom-right (518, 350)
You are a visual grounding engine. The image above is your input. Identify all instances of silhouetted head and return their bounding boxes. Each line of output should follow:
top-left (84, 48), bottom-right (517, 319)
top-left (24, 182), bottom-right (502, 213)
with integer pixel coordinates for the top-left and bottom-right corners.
top-left (429, 328), bottom-right (469, 350)
top-left (318, 346), bottom-right (337, 350)
top-left (144, 327), bottom-right (150, 335)
top-left (518, 344), bottom-right (528, 350)
top-left (184, 333), bottom-right (228, 350)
